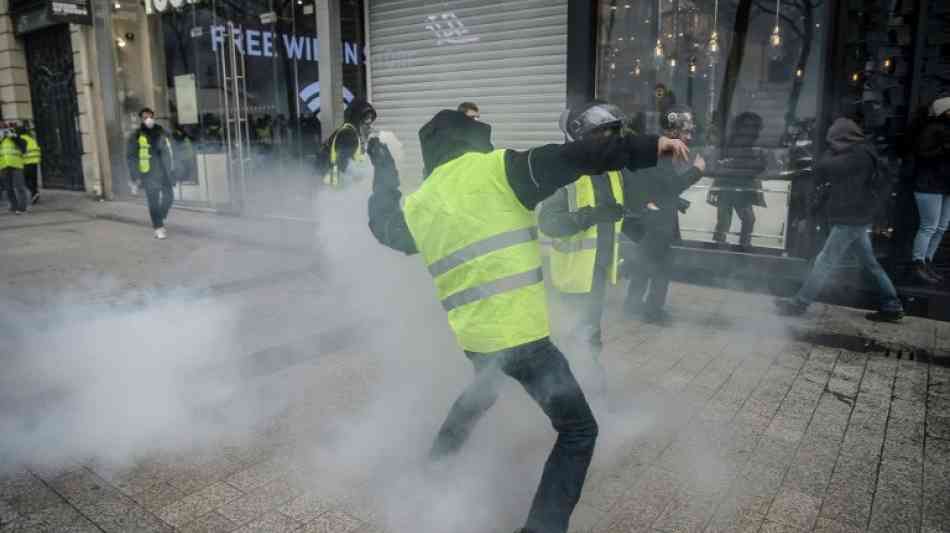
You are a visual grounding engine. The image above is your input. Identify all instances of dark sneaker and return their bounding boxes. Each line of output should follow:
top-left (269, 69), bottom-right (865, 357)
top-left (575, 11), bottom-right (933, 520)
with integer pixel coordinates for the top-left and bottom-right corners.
top-left (865, 310), bottom-right (904, 323)
top-left (911, 261), bottom-right (939, 285)
top-left (925, 260), bottom-right (944, 282)
top-left (774, 297), bottom-right (807, 316)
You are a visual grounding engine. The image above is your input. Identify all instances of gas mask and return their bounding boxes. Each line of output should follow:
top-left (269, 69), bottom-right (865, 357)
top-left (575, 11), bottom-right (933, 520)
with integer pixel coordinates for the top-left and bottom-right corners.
top-left (144, 117), bottom-right (156, 129)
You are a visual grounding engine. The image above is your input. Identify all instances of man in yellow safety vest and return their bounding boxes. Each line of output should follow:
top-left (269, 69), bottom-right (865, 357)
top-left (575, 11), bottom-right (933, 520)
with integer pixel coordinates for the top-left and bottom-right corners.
top-left (318, 99), bottom-right (377, 190)
top-left (126, 108), bottom-right (174, 239)
top-left (538, 103), bottom-right (629, 399)
top-left (16, 122), bottom-right (41, 204)
top-left (367, 105), bottom-right (688, 533)
top-left (0, 122), bottom-right (29, 214)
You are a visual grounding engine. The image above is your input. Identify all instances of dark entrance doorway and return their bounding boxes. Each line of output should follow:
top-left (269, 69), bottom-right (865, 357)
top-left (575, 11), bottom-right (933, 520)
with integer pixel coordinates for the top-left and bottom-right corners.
top-left (24, 25), bottom-right (84, 191)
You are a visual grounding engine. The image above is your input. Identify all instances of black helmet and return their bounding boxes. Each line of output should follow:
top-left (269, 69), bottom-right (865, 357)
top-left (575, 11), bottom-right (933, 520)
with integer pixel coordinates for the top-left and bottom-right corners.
top-left (559, 101), bottom-right (627, 141)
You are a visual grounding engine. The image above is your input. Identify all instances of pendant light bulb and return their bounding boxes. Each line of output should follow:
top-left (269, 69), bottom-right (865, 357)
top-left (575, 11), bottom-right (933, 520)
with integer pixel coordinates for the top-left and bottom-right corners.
top-left (654, 39), bottom-right (666, 69)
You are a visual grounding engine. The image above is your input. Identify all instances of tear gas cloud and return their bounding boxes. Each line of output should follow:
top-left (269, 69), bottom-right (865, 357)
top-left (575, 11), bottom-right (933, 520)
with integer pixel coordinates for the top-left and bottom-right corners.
top-left (0, 140), bottom-right (794, 532)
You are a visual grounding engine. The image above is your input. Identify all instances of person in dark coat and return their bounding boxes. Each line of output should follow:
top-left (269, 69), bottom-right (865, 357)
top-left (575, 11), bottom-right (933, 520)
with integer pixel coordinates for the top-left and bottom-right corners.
top-left (775, 117), bottom-right (903, 322)
top-left (622, 105), bottom-right (706, 324)
top-left (318, 99), bottom-right (377, 189)
top-left (709, 112), bottom-right (768, 250)
top-left (126, 108), bottom-right (175, 239)
top-left (909, 95), bottom-right (950, 285)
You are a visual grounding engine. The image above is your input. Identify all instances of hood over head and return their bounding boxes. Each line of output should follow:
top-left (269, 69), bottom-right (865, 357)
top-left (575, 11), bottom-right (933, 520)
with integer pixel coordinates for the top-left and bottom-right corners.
top-left (826, 117), bottom-right (866, 153)
top-left (418, 110), bottom-right (493, 179)
top-left (345, 98), bottom-right (377, 126)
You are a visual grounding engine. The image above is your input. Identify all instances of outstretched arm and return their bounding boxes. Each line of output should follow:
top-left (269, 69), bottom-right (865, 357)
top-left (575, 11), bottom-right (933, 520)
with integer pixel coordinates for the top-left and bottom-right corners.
top-left (366, 138), bottom-right (418, 255)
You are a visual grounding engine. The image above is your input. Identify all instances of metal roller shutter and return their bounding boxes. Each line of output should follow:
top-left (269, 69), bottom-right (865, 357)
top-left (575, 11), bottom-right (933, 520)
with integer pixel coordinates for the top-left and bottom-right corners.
top-left (368, 0), bottom-right (568, 186)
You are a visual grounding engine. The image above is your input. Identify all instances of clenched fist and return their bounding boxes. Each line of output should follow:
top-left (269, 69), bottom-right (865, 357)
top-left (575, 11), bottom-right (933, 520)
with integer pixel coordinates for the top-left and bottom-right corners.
top-left (658, 136), bottom-right (690, 162)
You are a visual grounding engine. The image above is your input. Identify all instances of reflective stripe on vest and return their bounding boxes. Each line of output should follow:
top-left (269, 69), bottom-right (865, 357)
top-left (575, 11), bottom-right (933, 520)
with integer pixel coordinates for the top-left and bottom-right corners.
top-left (547, 172), bottom-right (624, 294)
top-left (0, 137), bottom-right (24, 169)
top-left (138, 134), bottom-right (151, 174)
top-left (404, 149), bottom-right (550, 353)
top-left (22, 134), bottom-right (40, 165)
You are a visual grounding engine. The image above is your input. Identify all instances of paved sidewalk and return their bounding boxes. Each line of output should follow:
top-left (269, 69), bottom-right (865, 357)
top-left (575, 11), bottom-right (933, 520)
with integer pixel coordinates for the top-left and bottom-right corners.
top-left (1, 283), bottom-right (947, 533)
top-left (1, 194), bottom-right (948, 533)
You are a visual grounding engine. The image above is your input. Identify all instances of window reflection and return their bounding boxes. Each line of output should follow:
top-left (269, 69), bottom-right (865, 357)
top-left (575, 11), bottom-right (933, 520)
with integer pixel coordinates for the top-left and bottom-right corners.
top-left (597, 0), bottom-right (828, 251)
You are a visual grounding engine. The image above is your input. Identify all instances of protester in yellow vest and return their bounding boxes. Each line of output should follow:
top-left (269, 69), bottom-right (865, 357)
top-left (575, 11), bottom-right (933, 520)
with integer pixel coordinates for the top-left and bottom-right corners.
top-left (318, 99), bottom-right (376, 190)
top-left (367, 107), bottom-right (689, 533)
top-left (125, 108), bottom-right (175, 239)
top-left (0, 123), bottom-right (29, 214)
top-left (538, 103), bottom-right (630, 400)
top-left (16, 122), bottom-right (41, 204)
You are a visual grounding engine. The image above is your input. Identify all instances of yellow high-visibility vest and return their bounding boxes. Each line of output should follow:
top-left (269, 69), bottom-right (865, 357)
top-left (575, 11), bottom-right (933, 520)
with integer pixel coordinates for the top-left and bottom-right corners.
top-left (138, 134), bottom-right (151, 174)
top-left (403, 149), bottom-right (550, 353)
top-left (22, 133), bottom-right (41, 165)
top-left (0, 136), bottom-right (24, 170)
top-left (323, 123), bottom-right (365, 189)
top-left (547, 172), bottom-right (624, 293)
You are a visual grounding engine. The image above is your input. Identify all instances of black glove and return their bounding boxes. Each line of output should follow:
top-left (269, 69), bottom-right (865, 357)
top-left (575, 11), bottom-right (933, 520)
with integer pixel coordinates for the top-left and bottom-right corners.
top-left (367, 137), bottom-right (395, 168)
top-left (571, 203), bottom-right (625, 230)
top-left (677, 198), bottom-right (691, 214)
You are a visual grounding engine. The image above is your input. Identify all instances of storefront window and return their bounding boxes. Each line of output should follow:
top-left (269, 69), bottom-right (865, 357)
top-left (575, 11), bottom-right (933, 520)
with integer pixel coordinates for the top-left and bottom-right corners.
top-left (113, 0), bottom-right (366, 215)
top-left (596, 0), bottom-right (829, 251)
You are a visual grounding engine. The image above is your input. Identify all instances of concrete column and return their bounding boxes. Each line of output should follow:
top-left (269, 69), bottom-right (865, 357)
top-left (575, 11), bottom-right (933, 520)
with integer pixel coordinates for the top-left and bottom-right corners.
top-left (92, 0), bottom-right (129, 198)
top-left (316, 0), bottom-right (342, 140)
top-left (71, 24), bottom-right (107, 196)
top-left (0, 0), bottom-right (32, 122)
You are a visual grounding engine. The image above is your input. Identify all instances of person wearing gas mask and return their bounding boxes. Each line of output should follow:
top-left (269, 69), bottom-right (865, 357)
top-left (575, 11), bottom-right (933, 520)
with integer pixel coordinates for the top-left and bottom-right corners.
top-left (319, 99), bottom-right (377, 190)
top-left (910, 95), bottom-right (950, 285)
top-left (126, 108), bottom-right (175, 239)
top-left (367, 102), bottom-right (689, 533)
top-left (537, 102), bottom-right (629, 400)
top-left (623, 105), bottom-right (706, 324)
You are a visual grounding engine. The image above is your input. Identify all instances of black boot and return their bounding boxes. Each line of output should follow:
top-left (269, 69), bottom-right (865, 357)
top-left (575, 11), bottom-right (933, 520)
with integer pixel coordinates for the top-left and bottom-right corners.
top-left (911, 261), bottom-right (939, 285)
top-left (925, 260), bottom-right (944, 282)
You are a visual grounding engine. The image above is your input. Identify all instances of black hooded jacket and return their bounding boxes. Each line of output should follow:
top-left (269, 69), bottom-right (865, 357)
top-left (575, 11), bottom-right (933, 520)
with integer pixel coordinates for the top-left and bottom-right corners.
top-left (367, 109), bottom-right (660, 255)
top-left (915, 116), bottom-right (950, 194)
top-left (125, 124), bottom-right (173, 182)
top-left (815, 118), bottom-right (879, 226)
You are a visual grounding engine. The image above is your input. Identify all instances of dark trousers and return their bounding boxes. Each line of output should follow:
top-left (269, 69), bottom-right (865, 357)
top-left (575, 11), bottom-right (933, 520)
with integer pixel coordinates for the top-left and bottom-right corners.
top-left (625, 236), bottom-right (674, 314)
top-left (144, 173), bottom-right (175, 229)
top-left (23, 164), bottom-right (38, 197)
top-left (1, 168), bottom-right (29, 212)
top-left (561, 263), bottom-right (610, 356)
top-left (714, 203), bottom-right (756, 245)
top-left (430, 338), bottom-right (599, 533)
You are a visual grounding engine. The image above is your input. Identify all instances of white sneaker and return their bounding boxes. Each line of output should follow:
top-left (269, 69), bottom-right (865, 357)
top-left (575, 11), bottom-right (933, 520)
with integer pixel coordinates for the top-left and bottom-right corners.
top-left (154, 227), bottom-right (167, 240)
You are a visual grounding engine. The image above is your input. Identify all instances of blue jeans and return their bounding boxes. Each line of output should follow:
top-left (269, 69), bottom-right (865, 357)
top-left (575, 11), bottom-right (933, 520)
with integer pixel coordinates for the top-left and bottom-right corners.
top-left (912, 192), bottom-right (950, 261)
top-left (430, 338), bottom-right (598, 533)
top-left (794, 225), bottom-right (903, 312)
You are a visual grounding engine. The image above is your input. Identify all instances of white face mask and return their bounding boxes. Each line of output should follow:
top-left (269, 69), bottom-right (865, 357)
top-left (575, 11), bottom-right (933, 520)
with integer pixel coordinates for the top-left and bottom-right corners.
top-left (144, 117), bottom-right (155, 129)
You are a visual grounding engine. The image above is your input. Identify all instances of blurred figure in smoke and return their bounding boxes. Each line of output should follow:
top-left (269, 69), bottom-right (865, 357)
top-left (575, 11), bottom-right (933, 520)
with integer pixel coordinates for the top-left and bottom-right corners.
top-left (457, 101), bottom-right (480, 120)
top-left (538, 102), bottom-right (629, 400)
top-left (622, 105), bottom-right (707, 325)
top-left (909, 94), bottom-right (950, 285)
top-left (319, 99), bottom-right (377, 190)
top-left (367, 104), bottom-right (689, 533)
top-left (775, 116), bottom-right (904, 323)
top-left (708, 112), bottom-right (768, 250)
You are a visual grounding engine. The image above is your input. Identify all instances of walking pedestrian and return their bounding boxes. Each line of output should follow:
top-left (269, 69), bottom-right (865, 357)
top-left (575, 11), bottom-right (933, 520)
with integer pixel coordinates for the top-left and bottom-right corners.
top-left (319, 99), bottom-right (377, 190)
top-left (709, 112), bottom-right (768, 250)
top-left (775, 117), bottom-right (904, 322)
top-left (622, 105), bottom-right (706, 325)
top-left (126, 108), bottom-right (175, 239)
top-left (16, 121), bottom-right (41, 204)
top-left (0, 123), bottom-right (30, 214)
top-left (909, 95), bottom-right (950, 285)
top-left (367, 105), bottom-right (689, 533)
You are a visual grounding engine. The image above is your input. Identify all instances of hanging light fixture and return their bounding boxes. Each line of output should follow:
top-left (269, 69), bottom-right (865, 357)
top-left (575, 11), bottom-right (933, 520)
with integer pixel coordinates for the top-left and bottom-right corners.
top-left (633, 58), bottom-right (642, 77)
top-left (654, 0), bottom-right (666, 69)
top-left (769, 0), bottom-right (784, 60)
top-left (707, 0), bottom-right (720, 63)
